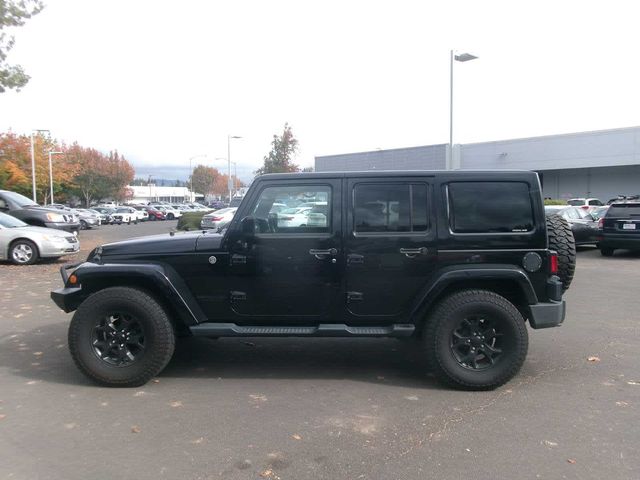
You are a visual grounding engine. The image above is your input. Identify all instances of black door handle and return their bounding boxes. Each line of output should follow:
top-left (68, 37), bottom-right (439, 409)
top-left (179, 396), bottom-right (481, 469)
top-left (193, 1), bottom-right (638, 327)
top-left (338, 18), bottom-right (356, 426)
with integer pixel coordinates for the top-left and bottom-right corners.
top-left (399, 247), bottom-right (428, 258)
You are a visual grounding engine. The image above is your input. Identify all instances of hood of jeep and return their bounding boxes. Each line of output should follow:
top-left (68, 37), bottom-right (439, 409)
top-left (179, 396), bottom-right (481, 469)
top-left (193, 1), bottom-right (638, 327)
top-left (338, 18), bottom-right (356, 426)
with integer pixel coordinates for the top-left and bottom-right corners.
top-left (100, 231), bottom-right (204, 256)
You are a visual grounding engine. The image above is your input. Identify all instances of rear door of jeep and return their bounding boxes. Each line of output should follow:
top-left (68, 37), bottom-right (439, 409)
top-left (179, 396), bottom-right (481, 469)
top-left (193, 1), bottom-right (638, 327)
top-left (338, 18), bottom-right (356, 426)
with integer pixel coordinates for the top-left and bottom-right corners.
top-left (343, 176), bottom-right (438, 323)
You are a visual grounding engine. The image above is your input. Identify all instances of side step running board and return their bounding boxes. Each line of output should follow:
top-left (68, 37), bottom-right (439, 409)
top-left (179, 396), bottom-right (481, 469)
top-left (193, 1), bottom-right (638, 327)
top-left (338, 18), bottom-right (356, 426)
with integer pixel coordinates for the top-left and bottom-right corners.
top-left (189, 323), bottom-right (415, 338)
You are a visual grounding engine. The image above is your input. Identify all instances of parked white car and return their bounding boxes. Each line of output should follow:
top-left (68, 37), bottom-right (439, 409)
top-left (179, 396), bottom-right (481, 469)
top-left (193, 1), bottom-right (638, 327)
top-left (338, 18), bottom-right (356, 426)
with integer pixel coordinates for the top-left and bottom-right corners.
top-left (567, 198), bottom-right (604, 211)
top-left (111, 207), bottom-right (138, 224)
top-left (0, 212), bottom-right (80, 265)
top-left (277, 207), bottom-right (312, 228)
top-left (201, 208), bottom-right (237, 230)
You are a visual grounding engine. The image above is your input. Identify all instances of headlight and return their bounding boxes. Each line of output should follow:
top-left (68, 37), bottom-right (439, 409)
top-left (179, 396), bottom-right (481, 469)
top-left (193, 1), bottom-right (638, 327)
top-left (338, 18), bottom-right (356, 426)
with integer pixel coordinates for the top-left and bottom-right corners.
top-left (42, 234), bottom-right (66, 243)
top-left (46, 212), bottom-right (65, 222)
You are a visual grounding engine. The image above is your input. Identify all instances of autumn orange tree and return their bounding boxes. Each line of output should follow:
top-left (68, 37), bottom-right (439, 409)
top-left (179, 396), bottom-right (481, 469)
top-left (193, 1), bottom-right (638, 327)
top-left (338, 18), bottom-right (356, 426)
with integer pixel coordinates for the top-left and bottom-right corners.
top-left (0, 131), bottom-right (134, 206)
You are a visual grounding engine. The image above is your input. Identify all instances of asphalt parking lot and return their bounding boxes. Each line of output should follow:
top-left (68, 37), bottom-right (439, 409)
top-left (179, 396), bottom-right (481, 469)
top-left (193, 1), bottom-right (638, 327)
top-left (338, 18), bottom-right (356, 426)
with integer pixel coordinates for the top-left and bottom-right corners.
top-left (1, 221), bottom-right (639, 480)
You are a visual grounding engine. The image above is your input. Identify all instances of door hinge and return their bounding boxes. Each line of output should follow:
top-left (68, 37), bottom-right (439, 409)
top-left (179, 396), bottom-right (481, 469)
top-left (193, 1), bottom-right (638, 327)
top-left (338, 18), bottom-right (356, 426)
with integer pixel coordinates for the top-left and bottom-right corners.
top-left (230, 291), bottom-right (247, 302)
top-left (231, 254), bottom-right (247, 265)
top-left (347, 291), bottom-right (364, 303)
top-left (347, 253), bottom-right (364, 265)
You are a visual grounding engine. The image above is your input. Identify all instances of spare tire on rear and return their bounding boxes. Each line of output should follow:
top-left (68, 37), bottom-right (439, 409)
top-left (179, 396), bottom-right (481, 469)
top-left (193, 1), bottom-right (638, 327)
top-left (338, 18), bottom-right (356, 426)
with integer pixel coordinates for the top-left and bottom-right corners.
top-left (546, 214), bottom-right (576, 292)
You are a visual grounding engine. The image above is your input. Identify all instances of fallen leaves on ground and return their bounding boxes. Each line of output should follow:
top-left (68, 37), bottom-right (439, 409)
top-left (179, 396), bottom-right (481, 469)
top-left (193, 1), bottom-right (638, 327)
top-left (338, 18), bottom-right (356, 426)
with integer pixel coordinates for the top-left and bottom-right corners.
top-left (627, 380), bottom-right (640, 386)
top-left (249, 394), bottom-right (267, 402)
top-left (133, 391), bottom-right (146, 397)
top-left (587, 356), bottom-right (601, 362)
top-left (131, 425), bottom-right (141, 433)
top-left (190, 437), bottom-right (205, 444)
top-left (616, 401), bottom-right (629, 406)
top-left (567, 459), bottom-right (577, 464)
top-left (292, 434), bottom-right (302, 440)
top-left (0, 414), bottom-right (6, 420)
top-left (542, 440), bottom-right (558, 447)
top-left (169, 401), bottom-right (183, 408)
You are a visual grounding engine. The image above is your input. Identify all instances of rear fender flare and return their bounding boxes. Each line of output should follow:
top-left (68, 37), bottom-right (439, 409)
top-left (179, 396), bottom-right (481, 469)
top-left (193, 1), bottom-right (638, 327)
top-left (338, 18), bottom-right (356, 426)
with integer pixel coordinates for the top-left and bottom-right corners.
top-left (411, 265), bottom-right (538, 322)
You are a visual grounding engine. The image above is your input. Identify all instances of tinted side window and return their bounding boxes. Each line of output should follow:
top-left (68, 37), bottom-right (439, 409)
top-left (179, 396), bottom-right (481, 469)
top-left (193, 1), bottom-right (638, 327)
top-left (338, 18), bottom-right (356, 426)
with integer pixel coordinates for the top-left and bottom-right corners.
top-left (448, 182), bottom-right (534, 234)
top-left (354, 183), bottom-right (428, 233)
top-left (252, 185), bottom-right (331, 234)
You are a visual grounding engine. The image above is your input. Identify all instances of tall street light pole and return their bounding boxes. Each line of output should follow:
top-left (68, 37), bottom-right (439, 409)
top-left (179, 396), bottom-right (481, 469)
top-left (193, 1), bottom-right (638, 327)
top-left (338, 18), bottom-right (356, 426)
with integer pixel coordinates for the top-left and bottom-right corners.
top-left (227, 135), bottom-right (242, 201)
top-left (30, 129), bottom-right (50, 202)
top-left (189, 154), bottom-right (207, 202)
top-left (449, 51), bottom-right (478, 152)
top-left (48, 151), bottom-right (64, 204)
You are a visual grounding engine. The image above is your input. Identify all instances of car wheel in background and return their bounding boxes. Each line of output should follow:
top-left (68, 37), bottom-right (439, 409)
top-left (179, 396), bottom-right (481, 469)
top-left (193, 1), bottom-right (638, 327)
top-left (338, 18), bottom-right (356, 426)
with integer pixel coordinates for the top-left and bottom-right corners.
top-left (167, 213), bottom-right (174, 220)
top-left (9, 239), bottom-right (40, 265)
top-left (80, 220), bottom-right (88, 230)
top-left (546, 214), bottom-right (576, 292)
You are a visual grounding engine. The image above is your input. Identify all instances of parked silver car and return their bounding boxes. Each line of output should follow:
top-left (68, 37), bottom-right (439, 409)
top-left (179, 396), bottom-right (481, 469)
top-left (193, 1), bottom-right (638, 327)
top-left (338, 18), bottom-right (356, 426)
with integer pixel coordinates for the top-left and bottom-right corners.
top-left (0, 212), bottom-right (80, 265)
top-left (200, 208), bottom-right (237, 229)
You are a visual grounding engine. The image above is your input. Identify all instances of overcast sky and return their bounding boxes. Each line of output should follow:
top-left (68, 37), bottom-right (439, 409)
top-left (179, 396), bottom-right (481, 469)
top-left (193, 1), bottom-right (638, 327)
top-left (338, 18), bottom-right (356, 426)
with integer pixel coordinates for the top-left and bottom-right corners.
top-left (1, 0), bottom-right (639, 182)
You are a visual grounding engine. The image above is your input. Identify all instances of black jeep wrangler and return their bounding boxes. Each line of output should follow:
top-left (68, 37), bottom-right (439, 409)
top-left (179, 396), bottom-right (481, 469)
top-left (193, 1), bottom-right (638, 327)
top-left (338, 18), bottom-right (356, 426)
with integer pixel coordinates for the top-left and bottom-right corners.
top-left (51, 171), bottom-right (575, 390)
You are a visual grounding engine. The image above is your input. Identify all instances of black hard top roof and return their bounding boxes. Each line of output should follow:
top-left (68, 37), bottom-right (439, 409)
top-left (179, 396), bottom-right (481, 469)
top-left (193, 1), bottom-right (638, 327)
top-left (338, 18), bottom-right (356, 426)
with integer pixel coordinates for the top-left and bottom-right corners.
top-left (256, 170), bottom-right (539, 181)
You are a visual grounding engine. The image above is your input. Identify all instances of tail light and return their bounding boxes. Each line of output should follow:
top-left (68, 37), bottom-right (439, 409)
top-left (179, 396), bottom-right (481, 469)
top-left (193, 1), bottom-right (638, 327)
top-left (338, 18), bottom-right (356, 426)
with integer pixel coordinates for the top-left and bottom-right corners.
top-left (211, 216), bottom-right (223, 221)
top-left (549, 253), bottom-right (558, 274)
top-left (581, 205), bottom-right (589, 210)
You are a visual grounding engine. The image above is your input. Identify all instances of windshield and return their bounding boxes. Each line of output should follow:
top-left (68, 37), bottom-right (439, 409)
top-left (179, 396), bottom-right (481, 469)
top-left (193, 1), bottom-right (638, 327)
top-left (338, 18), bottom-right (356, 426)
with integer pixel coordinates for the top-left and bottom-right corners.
top-left (0, 212), bottom-right (28, 228)
top-left (2, 191), bottom-right (38, 208)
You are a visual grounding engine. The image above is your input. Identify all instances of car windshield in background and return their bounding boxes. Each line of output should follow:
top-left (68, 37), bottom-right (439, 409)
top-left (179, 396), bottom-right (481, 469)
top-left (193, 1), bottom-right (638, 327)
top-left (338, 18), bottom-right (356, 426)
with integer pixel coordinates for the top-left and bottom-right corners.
top-left (609, 204), bottom-right (640, 216)
top-left (0, 211), bottom-right (28, 228)
top-left (2, 191), bottom-right (38, 208)
top-left (567, 200), bottom-right (584, 206)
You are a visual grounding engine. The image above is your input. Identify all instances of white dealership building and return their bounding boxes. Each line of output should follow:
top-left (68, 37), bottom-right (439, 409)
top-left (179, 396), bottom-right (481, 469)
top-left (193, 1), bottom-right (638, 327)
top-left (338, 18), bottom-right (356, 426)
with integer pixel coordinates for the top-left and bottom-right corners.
top-left (315, 126), bottom-right (640, 202)
top-left (127, 185), bottom-right (203, 204)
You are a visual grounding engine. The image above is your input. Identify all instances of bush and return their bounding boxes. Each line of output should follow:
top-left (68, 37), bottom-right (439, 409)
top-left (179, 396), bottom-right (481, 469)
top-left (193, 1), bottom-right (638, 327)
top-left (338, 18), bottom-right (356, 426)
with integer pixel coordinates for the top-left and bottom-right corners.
top-left (544, 199), bottom-right (566, 205)
top-left (177, 211), bottom-right (212, 231)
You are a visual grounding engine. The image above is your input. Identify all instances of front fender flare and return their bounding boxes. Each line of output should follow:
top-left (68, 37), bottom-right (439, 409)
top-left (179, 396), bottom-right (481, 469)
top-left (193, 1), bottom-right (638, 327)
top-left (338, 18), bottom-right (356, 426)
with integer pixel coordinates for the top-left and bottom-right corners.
top-left (50, 262), bottom-right (205, 326)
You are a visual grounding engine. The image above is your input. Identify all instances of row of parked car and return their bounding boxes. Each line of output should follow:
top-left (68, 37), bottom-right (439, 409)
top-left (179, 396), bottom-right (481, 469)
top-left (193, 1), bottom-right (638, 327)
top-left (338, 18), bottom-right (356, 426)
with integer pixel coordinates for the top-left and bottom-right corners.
top-left (546, 195), bottom-right (640, 255)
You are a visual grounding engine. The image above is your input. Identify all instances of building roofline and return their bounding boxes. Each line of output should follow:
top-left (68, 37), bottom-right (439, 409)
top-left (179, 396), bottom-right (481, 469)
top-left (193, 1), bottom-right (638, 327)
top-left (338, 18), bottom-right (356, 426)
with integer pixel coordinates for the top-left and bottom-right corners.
top-left (461, 125), bottom-right (640, 147)
top-left (315, 143), bottom-right (447, 160)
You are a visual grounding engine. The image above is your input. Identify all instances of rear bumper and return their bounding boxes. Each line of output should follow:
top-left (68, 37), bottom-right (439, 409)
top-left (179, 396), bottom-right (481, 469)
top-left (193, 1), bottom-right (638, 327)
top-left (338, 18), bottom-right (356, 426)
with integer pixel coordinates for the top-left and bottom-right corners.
top-left (528, 300), bottom-right (566, 329)
top-left (597, 233), bottom-right (640, 250)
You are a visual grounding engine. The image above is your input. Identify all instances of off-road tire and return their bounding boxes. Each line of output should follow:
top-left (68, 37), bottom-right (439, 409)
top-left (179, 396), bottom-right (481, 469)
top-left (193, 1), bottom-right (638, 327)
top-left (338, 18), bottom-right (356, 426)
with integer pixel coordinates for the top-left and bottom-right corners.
top-left (546, 214), bottom-right (576, 292)
top-left (68, 287), bottom-right (175, 387)
top-left (424, 289), bottom-right (528, 390)
top-left (9, 239), bottom-right (40, 265)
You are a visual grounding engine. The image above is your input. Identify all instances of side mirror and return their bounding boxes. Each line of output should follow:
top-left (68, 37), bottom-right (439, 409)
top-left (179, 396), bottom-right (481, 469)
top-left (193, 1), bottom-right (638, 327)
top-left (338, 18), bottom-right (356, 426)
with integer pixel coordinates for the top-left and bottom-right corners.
top-left (240, 216), bottom-right (255, 235)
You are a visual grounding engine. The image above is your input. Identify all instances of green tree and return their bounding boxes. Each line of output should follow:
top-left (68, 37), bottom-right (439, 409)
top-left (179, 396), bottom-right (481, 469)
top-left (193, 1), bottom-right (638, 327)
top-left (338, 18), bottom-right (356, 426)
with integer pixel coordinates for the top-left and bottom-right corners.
top-left (0, 0), bottom-right (45, 93)
top-left (255, 123), bottom-right (299, 175)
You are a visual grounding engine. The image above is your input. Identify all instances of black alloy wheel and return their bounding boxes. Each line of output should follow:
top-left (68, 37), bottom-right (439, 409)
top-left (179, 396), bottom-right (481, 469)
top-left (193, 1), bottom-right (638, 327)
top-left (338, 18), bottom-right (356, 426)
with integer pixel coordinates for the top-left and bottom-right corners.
top-left (449, 315), bottom-right (505, 370)
top-left (91, 312), bottom-right (146, 367)
top-left (68, 287), bottom-right (175, 387)
top-left (424, 289), bottom-right (528, 390)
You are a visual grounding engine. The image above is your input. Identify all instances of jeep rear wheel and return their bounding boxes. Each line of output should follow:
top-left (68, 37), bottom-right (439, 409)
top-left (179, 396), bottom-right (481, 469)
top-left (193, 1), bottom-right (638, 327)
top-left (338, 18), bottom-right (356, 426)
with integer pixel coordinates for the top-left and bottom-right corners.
top-left (546, 214), bottom-right (576, 292)
top-left (68, 287), bottom-right (175, 387)
top-left (424, 290), bottom-right (528, 390)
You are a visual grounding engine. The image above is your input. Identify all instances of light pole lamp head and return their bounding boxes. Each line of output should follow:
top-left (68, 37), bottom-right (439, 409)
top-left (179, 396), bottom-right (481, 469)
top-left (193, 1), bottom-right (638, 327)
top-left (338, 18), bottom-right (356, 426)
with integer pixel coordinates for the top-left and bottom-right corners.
top-left (454, 53), bottom-right (478, 62)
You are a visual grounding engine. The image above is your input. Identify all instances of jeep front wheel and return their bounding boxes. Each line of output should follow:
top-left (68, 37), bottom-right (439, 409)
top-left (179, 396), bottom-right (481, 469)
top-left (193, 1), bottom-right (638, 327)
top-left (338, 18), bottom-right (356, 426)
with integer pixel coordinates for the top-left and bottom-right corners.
top-left (68, 287), bottom-right (175, 387)
top-left (424, 290), bottom-right (528, 390)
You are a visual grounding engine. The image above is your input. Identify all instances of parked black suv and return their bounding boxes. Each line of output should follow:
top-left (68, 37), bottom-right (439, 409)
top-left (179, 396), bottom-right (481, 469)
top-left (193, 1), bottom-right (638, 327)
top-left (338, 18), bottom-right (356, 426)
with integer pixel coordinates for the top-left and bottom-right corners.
top-left (597, 199), bottom-right (640, 256)
top-left (0, 190), bottom-right (81, 234)
top-left (51, 171), bottom-right (573, 390)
